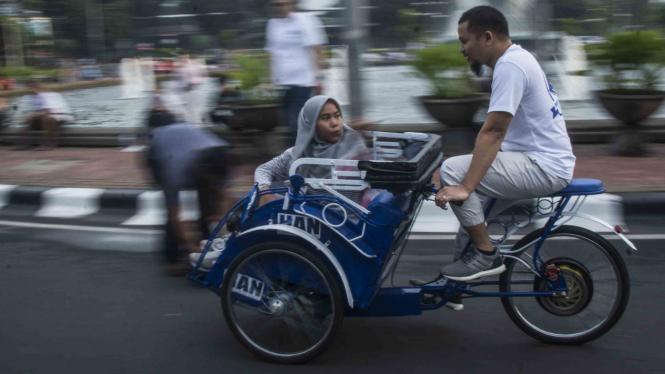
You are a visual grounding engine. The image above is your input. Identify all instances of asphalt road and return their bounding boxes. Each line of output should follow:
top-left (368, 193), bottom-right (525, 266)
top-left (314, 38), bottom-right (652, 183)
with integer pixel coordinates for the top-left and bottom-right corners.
top-left (1, 224), bottom-right (664, 373)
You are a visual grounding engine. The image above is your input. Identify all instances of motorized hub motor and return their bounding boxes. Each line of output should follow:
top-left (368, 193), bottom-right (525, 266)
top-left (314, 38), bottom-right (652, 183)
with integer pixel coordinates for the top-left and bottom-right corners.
top-left (535, 259), bottom-right (594, 317)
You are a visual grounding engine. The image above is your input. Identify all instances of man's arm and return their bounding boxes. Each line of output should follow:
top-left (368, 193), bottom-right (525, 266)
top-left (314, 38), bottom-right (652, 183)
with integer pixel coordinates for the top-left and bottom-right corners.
top-left (435, 111), bottom-right (512, 207)
top-left (264, 20), bottom-right (273, 86)
top-left (304, 13), bottom-right (327, 94)
top-left (312, 45), bottom-right (325, 72)
top-left (462, 111), bottom-right (513, 192)
top-left (311, 46), bottom-right (325, 94)
top-left (266, 52), bottom-right (273, 86)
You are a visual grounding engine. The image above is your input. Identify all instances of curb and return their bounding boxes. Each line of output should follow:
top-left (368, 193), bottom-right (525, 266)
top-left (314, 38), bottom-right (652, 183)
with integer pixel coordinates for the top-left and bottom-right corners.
top-left (1, 184), bottom-right (665, 232)
top-left (0, 185), bottom-right (166, 226)
top-left (621, 192), bottom-right (665, 216)
top-left (2, 120), bottom-right (665, 149)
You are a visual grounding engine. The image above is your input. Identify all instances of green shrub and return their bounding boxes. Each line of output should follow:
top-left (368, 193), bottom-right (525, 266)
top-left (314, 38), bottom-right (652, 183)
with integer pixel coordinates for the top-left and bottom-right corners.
top-left (585, 30), bottom-right (665, 90)
top-left (226, 53), bottom-right (279, 105)
top-left (230, 54), bottom-right (268, 91)
top-left (0, 66), bottom-right (59, 78)
top-left (411, 43), bottom-right (478, 98)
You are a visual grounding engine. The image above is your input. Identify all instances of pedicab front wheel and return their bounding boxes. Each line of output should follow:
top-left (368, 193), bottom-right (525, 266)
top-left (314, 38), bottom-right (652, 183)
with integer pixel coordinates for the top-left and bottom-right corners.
top-left (221, 241), bottom-right (344, 364)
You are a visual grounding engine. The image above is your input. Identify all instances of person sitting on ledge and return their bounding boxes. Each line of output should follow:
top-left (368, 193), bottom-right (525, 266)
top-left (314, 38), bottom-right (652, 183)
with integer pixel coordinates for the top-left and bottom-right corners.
top-left (14, 81), bottom-right (73, 150)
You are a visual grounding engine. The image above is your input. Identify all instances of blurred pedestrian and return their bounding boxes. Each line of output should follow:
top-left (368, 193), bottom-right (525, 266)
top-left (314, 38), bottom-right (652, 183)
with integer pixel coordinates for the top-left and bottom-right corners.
top-left (265, 0), bottom-right (328, 148)
top-left (14, 81), bottom-right (73, 150)
top-left (146, 117), bottom-right (231, 275)
top-left (0, 98), bottom-right (8, 132)
top-left (176, 55), bottom-right (207, 124)
top-left (209, 75), bottom-right (241, 125)
top-left (146, 81), bottom-right (185, 130)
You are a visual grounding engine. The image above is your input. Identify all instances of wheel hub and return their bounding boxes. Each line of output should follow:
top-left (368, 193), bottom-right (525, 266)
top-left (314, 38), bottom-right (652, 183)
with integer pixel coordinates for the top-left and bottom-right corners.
top-left (267, 298), bottom-right (287, 315)
top-left (536, 260), bottom-right (594, 317)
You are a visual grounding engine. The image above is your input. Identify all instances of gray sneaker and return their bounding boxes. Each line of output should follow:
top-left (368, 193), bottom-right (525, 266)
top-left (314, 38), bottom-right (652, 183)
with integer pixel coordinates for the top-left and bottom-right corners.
top-left (440, 247), bottom-right (505, 282)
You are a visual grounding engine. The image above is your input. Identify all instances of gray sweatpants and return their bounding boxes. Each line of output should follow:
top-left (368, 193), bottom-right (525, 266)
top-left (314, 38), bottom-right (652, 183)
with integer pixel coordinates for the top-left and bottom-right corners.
top-left (439, 152), bottom-right (570, 259)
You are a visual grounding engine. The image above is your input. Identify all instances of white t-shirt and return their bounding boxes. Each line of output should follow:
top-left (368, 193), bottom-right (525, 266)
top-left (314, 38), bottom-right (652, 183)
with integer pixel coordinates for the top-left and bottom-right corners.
top-left (265, 12), bottom-right (328, 87)
top-left (489, 44), bottom-right (575, 180)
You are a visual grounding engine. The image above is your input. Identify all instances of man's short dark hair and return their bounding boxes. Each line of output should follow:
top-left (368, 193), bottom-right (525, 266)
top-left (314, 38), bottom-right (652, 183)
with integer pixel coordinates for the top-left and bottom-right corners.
top-left (458, 6), bottom-right (509, 39)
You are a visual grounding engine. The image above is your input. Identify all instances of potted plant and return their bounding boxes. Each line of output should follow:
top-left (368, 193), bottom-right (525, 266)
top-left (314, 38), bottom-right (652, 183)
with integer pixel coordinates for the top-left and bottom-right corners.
top-left (216, 53), bottom-right (281, 131)
top-left (586, 30), bottom-right (665, 156)
top-left (412, 43), bottom-right (486, 129)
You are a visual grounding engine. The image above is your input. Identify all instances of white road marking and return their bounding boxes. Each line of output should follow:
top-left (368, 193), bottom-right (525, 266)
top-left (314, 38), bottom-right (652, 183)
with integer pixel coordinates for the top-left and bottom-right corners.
top-left (0, 219), bottom-right (661, 241)
top-left (0, 220), bottom-right (161, 235)
top-left (121, 191), bottom-right (166, 226)
top-left (408, 233), bottom-right (664, 241)
top-left (0, 184), bottom-right (18, 209)
top-left (163, 313), bottom-right (183, 317)
top-left (121, 190), bottom-right (200, 226)
top-left (121, 145), bottom-right (148, 152)
top-left (36, 188), bottom-right (106, 218)
top-left (411, 194), bottom-right (627, 233)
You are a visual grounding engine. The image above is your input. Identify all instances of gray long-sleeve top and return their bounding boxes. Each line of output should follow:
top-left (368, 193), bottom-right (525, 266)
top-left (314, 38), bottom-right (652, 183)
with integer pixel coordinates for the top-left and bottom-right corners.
top-left (254, 148), bottom-right (293, 189)
top-left (254, 147), bottom-right (364, 205)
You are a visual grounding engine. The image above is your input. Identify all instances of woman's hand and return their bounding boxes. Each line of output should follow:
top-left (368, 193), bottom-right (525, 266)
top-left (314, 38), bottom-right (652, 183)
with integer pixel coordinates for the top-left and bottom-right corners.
top-left (435, 185), bottom-right (471, 210)
top-left (259, 186), bottom-right (277, 206)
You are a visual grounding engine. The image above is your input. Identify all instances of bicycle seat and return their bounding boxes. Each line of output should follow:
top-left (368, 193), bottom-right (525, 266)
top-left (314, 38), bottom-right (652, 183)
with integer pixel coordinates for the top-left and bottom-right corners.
top-left (367, 191), bottom-right (411, 226)
top-left (550, 178), bottom-right (605, 196)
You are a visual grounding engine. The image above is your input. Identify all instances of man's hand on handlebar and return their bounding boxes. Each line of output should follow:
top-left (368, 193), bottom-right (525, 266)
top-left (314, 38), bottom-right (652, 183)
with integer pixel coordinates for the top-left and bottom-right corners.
top-left (435, 185), bottom-right (470, 210)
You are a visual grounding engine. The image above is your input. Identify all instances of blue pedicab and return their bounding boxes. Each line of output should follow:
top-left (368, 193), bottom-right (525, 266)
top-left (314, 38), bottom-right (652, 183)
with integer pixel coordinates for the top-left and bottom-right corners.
top-left (188, 131), bottom-right (635, 364)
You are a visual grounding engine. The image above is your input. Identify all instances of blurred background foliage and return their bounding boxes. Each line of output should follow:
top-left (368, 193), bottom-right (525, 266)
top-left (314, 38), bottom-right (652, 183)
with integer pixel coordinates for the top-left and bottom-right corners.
top-left (410, 43), bottom-right (478, 98)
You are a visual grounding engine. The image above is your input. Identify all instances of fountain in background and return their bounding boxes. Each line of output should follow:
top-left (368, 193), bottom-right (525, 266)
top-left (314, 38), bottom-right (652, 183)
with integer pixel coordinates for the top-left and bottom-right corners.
top-left (140, 58), bottom-right (156, 93)
top-left (441, 0), bottom-right (536, 40)
top-left (440, 0), bottom-right (590, 102)
top-left (120, 58), bottom-right (143, 99)
top-left (548, 35), bottom-right (591, 101)
top-left (119, 58), bottom-right (156, 99)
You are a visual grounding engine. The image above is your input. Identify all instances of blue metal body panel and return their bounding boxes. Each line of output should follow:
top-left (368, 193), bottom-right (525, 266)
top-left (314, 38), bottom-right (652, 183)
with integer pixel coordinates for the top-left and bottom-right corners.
top-left (345, 287), bottom-right (422, 317)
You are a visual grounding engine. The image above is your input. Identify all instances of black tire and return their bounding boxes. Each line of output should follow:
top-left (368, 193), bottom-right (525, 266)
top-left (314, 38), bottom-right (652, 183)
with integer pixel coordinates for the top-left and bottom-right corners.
top-left (221, 241), bottom-right (344, 364)
top-left (499, 225), bottom-right (630, 345)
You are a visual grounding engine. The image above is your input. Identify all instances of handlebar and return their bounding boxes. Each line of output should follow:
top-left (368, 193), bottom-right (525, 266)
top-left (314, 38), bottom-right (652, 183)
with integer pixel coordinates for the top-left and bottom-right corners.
top-left (422, 184), bottom-right (463, 206)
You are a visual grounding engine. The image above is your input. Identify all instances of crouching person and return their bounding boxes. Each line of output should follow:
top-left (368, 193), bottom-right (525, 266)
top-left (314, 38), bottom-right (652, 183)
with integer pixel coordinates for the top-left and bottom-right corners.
top-left (147, 116), bottom-right (231, 275)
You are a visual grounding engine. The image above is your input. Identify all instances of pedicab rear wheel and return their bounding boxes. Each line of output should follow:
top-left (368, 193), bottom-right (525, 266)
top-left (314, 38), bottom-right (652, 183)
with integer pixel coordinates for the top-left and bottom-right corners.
top-left (221, 241), bottom-right (344, 364)
top-left (499, 226), bottom-right (630, 345)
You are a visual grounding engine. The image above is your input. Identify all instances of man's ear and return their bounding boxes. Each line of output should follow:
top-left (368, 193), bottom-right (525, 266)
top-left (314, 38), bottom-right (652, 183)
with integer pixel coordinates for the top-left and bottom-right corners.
top-left (484, 31), bottom-right (493, 45)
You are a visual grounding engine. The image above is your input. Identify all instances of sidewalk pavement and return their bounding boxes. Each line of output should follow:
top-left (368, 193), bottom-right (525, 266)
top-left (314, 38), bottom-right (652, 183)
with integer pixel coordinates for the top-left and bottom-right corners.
top-left (1, 144), bottom-right (663, 230)
top-left (1, 144), bottom-right (665, 193)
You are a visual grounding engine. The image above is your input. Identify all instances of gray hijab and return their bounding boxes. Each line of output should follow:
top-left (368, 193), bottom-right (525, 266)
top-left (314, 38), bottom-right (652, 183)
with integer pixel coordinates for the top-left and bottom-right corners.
top-left (291, 95), bottom-right (368, 179)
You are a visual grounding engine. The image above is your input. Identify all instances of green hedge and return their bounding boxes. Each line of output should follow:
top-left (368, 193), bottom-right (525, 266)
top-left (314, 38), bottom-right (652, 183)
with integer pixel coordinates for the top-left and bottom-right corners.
top-left (0, 67), bottom-right (60, 78)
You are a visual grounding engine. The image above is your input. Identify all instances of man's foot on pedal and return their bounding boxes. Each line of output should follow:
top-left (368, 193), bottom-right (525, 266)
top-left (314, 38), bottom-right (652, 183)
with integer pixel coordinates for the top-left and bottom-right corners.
top-left (409, 278), bottom-right (464, 311)
top-left (439, 248), bottom-right (505, 282)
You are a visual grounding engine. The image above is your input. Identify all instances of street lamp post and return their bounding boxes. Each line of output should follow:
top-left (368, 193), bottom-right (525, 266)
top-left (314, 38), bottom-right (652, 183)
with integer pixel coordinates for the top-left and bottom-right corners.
top-left (85, 0), bottom-right (106, 58)
top-left (345, 0), bottom-right (366, 121)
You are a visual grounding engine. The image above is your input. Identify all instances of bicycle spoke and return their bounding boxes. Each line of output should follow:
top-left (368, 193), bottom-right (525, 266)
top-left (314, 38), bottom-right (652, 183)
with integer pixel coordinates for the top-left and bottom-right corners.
top-left (227, 249), bottom-right (336, 357)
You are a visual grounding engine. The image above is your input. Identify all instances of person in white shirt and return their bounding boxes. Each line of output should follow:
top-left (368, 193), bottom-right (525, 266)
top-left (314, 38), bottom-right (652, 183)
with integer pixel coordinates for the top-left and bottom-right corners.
top-left (265, 0), bottom-right (328, 148)
top-left (176, 55), bottom-right (207, 124)
top-left (421, 6), bottom-right (576, 292)
top-left (16, 81), bottom-right (74, 149)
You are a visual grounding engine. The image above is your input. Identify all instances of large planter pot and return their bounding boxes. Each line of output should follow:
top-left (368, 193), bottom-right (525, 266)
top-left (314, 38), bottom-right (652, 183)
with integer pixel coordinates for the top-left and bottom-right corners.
top-left (597, 89), bottom-right (665, 156)
top-left (419, 94), bottom-right (488, 156)
top-left (216, 102), bottom-right (282, 132)
top-left (419, 94), bottom-right (488, 128)
top-left (597, 89), bottom-right (665, 125)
